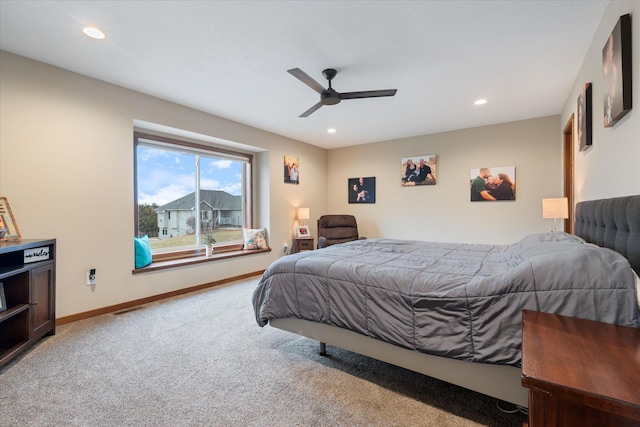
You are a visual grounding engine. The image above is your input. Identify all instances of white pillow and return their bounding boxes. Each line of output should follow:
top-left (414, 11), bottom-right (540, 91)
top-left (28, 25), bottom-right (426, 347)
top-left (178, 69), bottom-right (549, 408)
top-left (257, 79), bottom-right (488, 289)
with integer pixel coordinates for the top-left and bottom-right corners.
top-left (243, 228), bottom-right (269, 250)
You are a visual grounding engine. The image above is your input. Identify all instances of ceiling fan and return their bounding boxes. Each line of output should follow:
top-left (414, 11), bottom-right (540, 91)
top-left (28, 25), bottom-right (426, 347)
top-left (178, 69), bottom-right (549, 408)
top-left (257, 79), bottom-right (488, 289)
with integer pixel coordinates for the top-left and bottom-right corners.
top-left (287, 68), bottom-right (397, 117)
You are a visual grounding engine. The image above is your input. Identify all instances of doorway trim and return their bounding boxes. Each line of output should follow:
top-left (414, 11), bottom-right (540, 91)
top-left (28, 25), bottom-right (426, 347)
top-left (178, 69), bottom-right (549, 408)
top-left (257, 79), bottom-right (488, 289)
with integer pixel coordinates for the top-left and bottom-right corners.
top-left (563, 114), bottom-right (575, 233)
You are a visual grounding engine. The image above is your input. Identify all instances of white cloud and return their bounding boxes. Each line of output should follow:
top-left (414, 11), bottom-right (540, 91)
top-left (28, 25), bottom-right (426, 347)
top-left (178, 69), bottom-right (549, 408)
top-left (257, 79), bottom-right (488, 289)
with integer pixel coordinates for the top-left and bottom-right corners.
top-left (137, 147), bottom-right (169, 162)
top-left (208, 159), bottom-right (232, 170)
top-left (138, 184), bottom-right (192, 206)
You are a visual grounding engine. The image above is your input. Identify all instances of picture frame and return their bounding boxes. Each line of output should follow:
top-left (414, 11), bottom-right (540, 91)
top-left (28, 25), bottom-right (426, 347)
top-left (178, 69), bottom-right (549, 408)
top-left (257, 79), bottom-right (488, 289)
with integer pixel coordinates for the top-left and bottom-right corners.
top-left (401, 155), bottom-right (437, 186)
top-left (602, 13), bottom-right (632, 128)
top-left (0, 282), bottom-right (6, 313)
top-left (295, 225), bottom-right (311, 238)
top-left (348, 177), bottom-right (376, 204)
top-left (0, 197), bottom-right (21, 241)
top-left (577, 83), bottom-right (592, 152)
top-left (284, 154), bottom-right (300, 184)
top-left (470, 166), bottom-right (516, 202)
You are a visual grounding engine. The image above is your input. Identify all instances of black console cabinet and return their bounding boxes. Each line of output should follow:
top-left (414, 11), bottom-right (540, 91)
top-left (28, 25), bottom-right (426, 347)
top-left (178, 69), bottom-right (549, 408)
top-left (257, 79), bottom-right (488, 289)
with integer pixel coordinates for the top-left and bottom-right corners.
top-left (0, 239), bottom-right (56, 368)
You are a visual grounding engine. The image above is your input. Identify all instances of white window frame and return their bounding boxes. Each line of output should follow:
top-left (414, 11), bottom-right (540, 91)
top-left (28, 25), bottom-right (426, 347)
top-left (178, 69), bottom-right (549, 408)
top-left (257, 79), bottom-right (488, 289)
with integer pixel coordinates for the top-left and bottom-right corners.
top-left (134, 131), bottom-right (253, 263)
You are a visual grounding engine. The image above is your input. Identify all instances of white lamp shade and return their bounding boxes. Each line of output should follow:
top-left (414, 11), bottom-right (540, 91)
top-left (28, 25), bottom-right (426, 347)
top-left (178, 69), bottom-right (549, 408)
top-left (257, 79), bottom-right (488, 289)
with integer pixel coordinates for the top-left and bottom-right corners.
top-left (297, 208), bottom-right (310, 220)
top-left (542, 198), bottom-right (569, 219)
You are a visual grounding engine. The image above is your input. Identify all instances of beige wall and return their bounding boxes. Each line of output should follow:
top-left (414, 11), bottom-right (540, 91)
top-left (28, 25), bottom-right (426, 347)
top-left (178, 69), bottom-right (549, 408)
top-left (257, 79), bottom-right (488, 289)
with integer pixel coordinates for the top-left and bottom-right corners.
top-left (0, 52), bottom-right (327, 318)
top-left (326, 116), bottom-right (562, 245)
top-left (326, 1), bottom-right (640, 244)
top-left (562, 0), bottom-right (640, 201)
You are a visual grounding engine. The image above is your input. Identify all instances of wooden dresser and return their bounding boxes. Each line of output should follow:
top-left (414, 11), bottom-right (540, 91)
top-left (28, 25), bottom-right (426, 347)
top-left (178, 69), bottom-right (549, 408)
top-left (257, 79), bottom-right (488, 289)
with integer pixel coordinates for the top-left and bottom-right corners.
top-left (0, 239), bottom-right (56, 367)
top-left (521, 310), bottom-right (639, 427)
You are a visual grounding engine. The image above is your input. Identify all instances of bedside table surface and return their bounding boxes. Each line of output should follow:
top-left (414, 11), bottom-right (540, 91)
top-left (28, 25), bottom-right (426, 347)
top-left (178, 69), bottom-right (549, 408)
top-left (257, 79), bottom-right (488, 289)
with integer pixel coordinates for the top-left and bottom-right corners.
top-left (521, 310), bottom-right (640, 420)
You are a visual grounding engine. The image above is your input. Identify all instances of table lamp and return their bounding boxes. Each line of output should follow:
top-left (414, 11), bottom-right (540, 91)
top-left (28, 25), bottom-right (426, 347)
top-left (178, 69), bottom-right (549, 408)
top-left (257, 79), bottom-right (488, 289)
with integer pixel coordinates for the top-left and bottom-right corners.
top-left (297, 207), bottom-right (309, 226)
top-left (542, 198), bottom-right (569, 232)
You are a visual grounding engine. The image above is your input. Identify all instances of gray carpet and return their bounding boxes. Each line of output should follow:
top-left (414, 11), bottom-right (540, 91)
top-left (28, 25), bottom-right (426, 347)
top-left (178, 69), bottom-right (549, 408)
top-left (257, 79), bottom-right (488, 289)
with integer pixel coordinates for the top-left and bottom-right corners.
top-left (0, 277), bottom-right (526, 426)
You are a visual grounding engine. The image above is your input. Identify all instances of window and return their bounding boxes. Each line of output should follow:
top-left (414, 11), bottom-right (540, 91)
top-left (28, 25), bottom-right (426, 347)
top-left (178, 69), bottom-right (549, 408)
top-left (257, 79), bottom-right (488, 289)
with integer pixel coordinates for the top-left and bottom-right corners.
top-left (134, 132), bottom-right (252, 261)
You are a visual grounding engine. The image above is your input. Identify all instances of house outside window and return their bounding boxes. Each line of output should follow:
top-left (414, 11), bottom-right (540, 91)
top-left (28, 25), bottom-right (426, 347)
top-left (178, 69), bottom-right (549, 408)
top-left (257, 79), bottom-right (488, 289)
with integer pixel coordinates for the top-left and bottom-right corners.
top-left (134, 132), bottom-right (252, 260)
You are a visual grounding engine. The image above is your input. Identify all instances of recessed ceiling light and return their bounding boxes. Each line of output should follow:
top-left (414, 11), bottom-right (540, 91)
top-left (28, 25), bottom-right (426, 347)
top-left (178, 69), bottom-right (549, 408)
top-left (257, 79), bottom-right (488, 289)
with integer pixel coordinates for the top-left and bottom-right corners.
top-left (327, 128), bottom-right (336, 134)
top-left (82, 26), bottom-right (106, 40)
top-left (474, 99), bottom-right (488, 105)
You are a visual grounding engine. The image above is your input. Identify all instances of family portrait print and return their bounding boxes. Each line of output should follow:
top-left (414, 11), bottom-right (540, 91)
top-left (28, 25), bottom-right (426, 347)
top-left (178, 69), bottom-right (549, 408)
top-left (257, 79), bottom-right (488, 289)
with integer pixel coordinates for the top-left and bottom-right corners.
top-left (602, 14), bottom-right (632, 128)
top-left (284, 155), bottom-right (300, 184)
top-left (401, 155), bottom-right (436, 186)
top-left (470, 166), bottom-right (516, 201)
top-left (348, 177), bottom-right (376, 204)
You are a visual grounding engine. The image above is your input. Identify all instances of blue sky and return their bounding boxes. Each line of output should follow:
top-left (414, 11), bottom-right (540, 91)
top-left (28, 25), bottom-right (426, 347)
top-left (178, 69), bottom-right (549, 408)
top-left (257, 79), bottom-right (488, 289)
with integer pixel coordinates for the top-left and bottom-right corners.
top-left (137, 146), bottom-right (243, 206)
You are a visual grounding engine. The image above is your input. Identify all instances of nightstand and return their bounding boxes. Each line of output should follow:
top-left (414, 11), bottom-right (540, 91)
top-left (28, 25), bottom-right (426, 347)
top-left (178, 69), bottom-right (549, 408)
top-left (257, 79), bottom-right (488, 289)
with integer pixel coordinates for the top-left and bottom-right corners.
top-left (294, 237), bottom-right (314, 253)
top-left (521, 310), bottom-right (640, 427)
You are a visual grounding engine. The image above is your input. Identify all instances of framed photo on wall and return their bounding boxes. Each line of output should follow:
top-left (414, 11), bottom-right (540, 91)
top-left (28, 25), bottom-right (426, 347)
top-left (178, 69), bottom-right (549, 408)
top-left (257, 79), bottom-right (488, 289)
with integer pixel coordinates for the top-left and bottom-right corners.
top-left (348, 177), bottom-right (376, 204)
top-left (577, 82), bottom-right (592, 152)
top-left (401, 155), bottom-right (437, 186)
top-left (602, 13), bottom-right (632, 128)
top-left (0, 197), bottom-right (21, 241)
top-left (470, 166), bottom-right (516, 201)
top-left (284, 155), bottom-right (300, 184)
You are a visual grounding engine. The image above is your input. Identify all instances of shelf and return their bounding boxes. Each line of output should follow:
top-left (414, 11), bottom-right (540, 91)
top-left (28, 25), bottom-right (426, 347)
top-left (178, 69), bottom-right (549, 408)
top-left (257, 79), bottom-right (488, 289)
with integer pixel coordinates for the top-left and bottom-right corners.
top-left (0, 265), bottom-right (28, 279)
top-left (0, 260), bottom-right (54, 279)
top-left (0, 304), bottom-right (29, 322)
top-left (0, 340), bottom-right (29, 364)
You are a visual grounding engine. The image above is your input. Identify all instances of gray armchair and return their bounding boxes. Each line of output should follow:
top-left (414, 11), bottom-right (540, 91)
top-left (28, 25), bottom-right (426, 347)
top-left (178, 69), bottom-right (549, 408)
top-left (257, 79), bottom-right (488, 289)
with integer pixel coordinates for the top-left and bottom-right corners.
top-left (317, 214), bottom-right (364, 249)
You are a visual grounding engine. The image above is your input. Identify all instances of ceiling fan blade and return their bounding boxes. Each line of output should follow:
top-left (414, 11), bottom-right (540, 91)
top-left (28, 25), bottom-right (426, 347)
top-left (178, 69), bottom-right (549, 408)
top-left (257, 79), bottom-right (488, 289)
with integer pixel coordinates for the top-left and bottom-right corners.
top-left (288, 68), bottom-right (326, 94)
top-left (299, 101), bottom-right (324, 117)
top-left (340, 89), bottom-right (397, 100)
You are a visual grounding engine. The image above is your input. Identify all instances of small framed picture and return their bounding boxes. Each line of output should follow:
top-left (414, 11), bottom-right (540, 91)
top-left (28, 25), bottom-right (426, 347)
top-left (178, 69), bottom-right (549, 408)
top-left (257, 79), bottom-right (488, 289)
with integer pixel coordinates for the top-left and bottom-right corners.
top-left (0, 283), bottom-right (7, 313)
top-left (0, 197), bottom-right (21, 241)
top-left (296, 225), bottom-right (310, 238)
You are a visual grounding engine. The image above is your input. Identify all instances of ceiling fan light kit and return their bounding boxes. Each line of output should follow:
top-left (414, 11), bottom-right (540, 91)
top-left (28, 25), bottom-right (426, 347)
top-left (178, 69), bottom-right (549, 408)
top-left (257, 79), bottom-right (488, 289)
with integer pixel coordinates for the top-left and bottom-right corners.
top-left (288, 68), bottom-right (397, 117)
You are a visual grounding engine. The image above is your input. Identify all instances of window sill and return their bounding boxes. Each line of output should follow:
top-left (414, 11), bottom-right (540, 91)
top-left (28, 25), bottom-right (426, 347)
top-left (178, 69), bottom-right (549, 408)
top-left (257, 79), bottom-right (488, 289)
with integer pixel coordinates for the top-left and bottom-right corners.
top-left (132, 247), bottom-right (271, 274)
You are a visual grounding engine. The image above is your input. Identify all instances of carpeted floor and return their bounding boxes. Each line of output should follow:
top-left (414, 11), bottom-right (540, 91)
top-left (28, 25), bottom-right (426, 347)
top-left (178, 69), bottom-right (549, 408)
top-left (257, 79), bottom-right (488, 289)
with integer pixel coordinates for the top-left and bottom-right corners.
top-left (0, 276), bottom-right (527, 426)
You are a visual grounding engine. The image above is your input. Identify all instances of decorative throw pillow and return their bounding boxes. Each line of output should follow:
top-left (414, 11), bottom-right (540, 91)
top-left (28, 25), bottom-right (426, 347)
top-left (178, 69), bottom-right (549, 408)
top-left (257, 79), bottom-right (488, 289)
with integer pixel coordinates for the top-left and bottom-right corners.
top-left (134, 235), bottom-right (153, 268)
top-left (243, 228), bottom-right (268, 250)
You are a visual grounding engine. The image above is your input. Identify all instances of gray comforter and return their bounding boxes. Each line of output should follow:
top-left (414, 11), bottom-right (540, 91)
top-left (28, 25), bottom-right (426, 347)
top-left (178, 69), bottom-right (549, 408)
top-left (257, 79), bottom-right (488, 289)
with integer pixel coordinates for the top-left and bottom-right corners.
top-left (252, 232), bottom-right (639, 366)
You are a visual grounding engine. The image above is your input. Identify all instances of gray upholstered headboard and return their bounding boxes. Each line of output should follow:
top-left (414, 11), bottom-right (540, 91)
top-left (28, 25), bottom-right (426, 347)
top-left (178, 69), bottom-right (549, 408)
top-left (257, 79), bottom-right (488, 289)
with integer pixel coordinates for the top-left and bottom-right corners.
top-left (574, 195), bottom-right (640, 275)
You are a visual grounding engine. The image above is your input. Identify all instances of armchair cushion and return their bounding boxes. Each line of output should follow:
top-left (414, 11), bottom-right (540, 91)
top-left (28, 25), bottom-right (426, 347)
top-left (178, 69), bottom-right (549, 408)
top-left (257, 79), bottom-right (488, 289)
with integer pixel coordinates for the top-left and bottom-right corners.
top-left (317, 215), bottom-right (363, 248)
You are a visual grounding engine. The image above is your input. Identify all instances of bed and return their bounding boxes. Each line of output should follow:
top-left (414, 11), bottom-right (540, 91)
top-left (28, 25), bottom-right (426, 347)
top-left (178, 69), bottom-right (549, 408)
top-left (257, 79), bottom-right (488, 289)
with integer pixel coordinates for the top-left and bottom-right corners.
top-left (252, 195), bottom-right (640, 407)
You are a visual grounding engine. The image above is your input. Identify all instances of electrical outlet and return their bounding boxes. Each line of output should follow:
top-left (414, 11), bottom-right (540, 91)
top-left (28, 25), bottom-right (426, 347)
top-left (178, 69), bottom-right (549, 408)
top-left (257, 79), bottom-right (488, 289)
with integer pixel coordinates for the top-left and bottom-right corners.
top-left (283, 243), bottom-right (289, 254)
top-left (86, 269), bottom-right (96, 286)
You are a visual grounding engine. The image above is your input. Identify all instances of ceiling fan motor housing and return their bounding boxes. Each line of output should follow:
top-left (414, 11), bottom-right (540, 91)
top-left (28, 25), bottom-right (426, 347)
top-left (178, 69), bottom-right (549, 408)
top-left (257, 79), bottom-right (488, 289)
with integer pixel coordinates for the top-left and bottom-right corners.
top-left (321, 90), bottom-right (341, 105)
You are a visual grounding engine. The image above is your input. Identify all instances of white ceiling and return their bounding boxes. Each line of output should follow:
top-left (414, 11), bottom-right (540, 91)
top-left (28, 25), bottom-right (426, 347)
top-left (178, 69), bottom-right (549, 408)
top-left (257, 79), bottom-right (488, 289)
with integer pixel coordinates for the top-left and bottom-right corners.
top-left (0, 1), bottom-right (608, 149)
